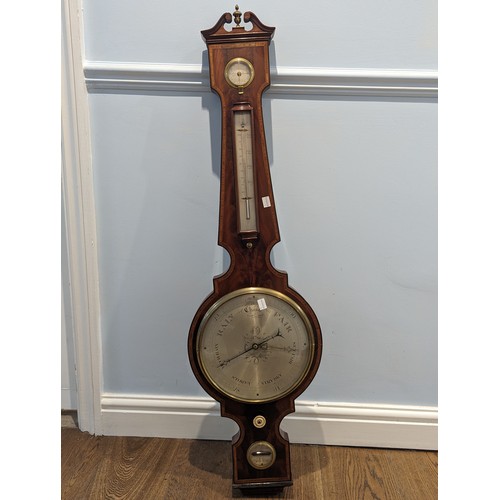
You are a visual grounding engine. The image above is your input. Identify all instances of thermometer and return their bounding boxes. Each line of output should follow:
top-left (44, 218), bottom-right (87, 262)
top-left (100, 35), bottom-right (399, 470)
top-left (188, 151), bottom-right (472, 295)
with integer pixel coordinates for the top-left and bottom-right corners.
top-left (233, 105), bottom-right (258, 242)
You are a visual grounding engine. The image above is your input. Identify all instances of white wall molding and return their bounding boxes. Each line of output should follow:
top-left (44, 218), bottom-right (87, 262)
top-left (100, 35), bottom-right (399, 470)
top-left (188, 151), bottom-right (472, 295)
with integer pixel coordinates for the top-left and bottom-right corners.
top-left (100, 394), bottom-right (437, 450)
top-left (62, 0), bottom-right (103, 433)
top-left (84, 62), bottom-right (207, 93)
top-left (270, 66), bottom-right (437, 98)
top-left (84, 61), bottom-right (437, 98)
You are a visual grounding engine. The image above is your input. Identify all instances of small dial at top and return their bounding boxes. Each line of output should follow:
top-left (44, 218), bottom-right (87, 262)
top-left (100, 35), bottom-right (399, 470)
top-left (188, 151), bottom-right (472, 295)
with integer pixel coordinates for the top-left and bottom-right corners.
top-left (225, 57), bottom-right (255, 89)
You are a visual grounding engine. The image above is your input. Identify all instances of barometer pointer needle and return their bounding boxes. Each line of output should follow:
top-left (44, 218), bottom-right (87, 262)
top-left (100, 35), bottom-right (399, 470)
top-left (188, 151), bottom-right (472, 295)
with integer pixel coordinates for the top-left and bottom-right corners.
top-left (219, 329), bottom-right (283, 367)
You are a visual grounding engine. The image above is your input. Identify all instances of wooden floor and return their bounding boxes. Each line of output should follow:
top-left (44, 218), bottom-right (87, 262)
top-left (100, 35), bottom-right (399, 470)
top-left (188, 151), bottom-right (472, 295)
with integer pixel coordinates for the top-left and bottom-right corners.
top-left (62, 428), bottom-right (437, 499)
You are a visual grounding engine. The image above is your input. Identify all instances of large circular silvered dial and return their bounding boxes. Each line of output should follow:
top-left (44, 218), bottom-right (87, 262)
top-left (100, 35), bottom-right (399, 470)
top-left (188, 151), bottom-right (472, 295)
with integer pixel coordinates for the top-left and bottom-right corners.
top-left (224, 57), bottom-right (255, 89)
top-left (196, 288), bottom-right (315, 403)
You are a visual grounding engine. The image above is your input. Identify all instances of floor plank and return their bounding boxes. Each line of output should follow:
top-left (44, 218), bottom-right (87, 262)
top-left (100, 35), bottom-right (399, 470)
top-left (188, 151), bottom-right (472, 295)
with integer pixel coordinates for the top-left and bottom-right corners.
top-left (62, 428), bottom-right (437, 499)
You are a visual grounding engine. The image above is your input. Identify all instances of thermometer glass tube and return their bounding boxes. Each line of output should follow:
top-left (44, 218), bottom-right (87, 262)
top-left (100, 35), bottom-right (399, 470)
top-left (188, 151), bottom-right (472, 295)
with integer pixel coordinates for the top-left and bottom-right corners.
top-left (233, 109), bottom-right (258, 236)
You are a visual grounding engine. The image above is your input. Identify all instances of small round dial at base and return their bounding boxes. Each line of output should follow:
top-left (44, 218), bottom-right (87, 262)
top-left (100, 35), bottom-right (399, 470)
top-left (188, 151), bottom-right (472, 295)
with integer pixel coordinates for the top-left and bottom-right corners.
top-left (247, 441), bottom-right (276, 470)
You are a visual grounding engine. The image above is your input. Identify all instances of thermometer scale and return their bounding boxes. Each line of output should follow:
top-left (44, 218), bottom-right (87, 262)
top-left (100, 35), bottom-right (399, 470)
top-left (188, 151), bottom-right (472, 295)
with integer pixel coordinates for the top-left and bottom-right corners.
top-left (233, 105), bottom-right (258, 241)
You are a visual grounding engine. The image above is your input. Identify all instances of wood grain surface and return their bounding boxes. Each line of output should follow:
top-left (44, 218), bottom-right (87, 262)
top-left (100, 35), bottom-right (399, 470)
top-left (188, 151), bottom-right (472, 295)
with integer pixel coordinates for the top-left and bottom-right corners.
top-left (62, 428), bottom-right (437, 499)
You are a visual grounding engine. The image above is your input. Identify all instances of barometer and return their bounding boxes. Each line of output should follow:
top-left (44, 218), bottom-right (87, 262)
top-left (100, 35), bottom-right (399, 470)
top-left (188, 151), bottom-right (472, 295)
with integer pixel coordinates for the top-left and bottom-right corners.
top-left (188, 6), bottom-right (322, 494)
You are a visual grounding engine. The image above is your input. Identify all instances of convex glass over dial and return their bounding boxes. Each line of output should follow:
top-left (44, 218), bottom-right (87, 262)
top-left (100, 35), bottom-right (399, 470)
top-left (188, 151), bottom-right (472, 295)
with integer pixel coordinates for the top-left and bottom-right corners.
top-left (196, 288), bottom-right (315, 403)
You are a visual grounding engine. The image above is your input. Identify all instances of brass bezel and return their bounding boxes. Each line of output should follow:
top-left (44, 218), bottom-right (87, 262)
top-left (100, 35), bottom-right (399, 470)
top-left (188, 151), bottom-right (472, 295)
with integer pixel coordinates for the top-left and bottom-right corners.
top-left (196, 287), bottom-right (315, 404)
top-left (224, 57), bottom-right (255, 89)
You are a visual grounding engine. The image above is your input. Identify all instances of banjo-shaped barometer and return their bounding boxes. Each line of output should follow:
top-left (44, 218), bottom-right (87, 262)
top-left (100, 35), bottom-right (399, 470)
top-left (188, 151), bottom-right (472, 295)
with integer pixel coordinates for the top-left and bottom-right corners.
top-left (188, 6), bottom-right (322, 495)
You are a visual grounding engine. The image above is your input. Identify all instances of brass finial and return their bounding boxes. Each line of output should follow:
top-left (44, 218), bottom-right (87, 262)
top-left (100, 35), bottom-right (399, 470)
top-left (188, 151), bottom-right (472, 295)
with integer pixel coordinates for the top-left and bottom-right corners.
top-left (233, 5), bottom-right (242, 26)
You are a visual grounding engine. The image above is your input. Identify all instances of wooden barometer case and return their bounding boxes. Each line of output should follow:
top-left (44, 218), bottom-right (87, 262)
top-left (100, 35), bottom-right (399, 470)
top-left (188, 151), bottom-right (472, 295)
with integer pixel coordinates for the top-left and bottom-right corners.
top-left (188, 6), bottom-right (322, 495)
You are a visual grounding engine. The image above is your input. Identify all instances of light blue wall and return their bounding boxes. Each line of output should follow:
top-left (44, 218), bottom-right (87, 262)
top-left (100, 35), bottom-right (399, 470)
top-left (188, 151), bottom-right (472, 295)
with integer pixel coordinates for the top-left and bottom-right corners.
top-left (84, 1), bottom-right (437, 406)
top-left (83, 0), bottom-right (437, 69)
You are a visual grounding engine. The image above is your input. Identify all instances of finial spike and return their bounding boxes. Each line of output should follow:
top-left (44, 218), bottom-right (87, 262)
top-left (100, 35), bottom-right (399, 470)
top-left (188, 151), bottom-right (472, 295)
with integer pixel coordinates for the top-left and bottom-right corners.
top-left (233, 5), bottom-right (242, 26)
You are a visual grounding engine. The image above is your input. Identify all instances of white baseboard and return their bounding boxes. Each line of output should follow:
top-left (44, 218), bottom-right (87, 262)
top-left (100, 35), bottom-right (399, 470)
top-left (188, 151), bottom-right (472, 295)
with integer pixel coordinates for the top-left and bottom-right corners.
top-left (61, 388), bottom-right (78, 411)
top-left (100, 394), bottom-right (437, 450)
